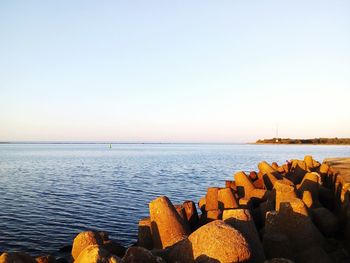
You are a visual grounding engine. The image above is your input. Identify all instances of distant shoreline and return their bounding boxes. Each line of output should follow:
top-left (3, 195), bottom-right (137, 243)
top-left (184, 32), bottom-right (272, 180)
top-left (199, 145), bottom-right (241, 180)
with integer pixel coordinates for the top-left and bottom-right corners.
top-left (256, 138), bottom-right (350, 145)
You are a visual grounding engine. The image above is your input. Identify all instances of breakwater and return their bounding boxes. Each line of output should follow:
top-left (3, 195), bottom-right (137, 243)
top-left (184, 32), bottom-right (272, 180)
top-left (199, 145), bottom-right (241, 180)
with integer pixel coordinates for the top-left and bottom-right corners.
top-left (1, 156), bottom-right (350, 263)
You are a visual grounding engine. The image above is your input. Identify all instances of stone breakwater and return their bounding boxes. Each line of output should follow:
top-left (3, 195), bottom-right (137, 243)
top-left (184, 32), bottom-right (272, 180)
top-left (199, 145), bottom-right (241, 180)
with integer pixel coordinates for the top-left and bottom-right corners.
top-left (1, 156), bottom-right (350, 263)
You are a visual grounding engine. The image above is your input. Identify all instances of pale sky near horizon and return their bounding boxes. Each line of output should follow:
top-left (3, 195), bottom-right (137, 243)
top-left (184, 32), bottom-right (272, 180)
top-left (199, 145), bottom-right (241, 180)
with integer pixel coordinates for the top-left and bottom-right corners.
top-left (1, 1), bottom-right (349, 142)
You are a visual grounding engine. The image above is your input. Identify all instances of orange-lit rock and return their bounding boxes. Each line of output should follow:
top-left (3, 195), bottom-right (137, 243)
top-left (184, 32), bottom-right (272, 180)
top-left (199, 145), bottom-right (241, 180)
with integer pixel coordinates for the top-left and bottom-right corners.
top-left (122, 247), bottom-right (165, 263)
top-left (103, 240), bottom-right (126, 258)
top-left (0, 252), bottom-right (36, 263)
top-left (168, 220), bottom-right (252, 263)
top-left (75, 245), bottom-right (122, 263)
top-left (71, 231), bottom-right (103, 260)
top-left (182, 200), bottom-right (199, 229)
top-left (235, 171), bottom-right (255, 198)
top-left (223, 209), bottom-right (265, 262)
top-left (138, 217), bottom-right (153, 250)
top-left (35, 255), bottom-right (56, 263)
top-left (198, 196), bottom-right (206, 212)
top-left (274, 181), bottom-right (297, 211)
top-left (149, 196), bottom-right (190, 249)
top-left (311, 207), bottom-right (338, 237)
top-left (218, 187), bottom-right (238, 209)
top-left (205, 187), bottom-right (219, 211)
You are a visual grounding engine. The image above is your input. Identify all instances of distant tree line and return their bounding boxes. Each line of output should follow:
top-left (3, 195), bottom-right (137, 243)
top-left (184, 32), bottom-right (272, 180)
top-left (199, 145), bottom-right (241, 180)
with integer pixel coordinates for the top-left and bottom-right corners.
top-left (256, 138), bottom-right (350, 145)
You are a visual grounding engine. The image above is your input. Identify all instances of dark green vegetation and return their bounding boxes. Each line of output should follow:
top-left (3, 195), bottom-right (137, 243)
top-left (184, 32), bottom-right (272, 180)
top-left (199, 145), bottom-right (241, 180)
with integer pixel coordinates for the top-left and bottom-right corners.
top-left (256, 138), bottom-right (350, 145)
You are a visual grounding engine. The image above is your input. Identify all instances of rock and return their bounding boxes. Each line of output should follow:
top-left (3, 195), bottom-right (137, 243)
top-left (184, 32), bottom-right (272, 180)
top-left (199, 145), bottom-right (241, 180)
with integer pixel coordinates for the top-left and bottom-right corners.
top-left (311, 207), bottom-right (338, 237)
top-left (98, 231), bottom-right (110, 242)
top-left (0, 252), bottom-right (36, 263)
top-left (182, 200), bottom-right (199, 229)
top-left (290, 160), bottom-right (308, 184)
top-left (249, 171), bottom-right (259, 181)
top-left (249, 189), bottom-right (270, 204)
top-left (205, 187), bottom-right (219, 211)
top-left (223, 209), bottom-right (265, 262)
top-left (198, 197), bottom-right (206, 212)
top-left (235, 171), bottom-right (256, 198)
top-left (238, 197), bottom-right (252, 208)
top-left (264, 259), bottom-right (294, 263)
top-left (295, 246), bottom-right (333, 263)
top-left (206, 209), bottom-right (222, 221)
top-left (225, 180), bottom-right (237, 191)
top-left (103, 240), bottom-right (126, 258)
top-left (258, 161), bottom-right (278, 175)
top-left (263, 173), bottom-right (279, 190)
top-left (297, 172), bottom-right (320, 205)
top-left (253, 178), bottom-right (265, 189)
top-left (264, 202), bottom-right (326, 254)
top-left (168, 220), bottom-right (252, 263)
top-left (174, 204), bottom-right (186, 219)
top-left (302, 190), bottom-right (314, 208)
top-left (138, 217), bottom-right (153, 250)
top-left (304, 155), bottom-right (315, 170)
top-left (263, 232), bottom-right (294, 261)
top-left (71, 231), bottom-right (103, 260)
top-left (274, 181), bottom-right (297, 211)
top-left (271, 162), bottom-right (279, 170)
top-left (218, 187), bottom-right (238, 209)
top-left (122, 247), bottom-right (165, 263)
top-left (35, 255), bottom-right (56, 263)
top-left (319, 186), bottom-right (334, 210)
top-left (149, 196), bottom-right (190, 249)
top-left (75, 245), bottom-right (122, 263)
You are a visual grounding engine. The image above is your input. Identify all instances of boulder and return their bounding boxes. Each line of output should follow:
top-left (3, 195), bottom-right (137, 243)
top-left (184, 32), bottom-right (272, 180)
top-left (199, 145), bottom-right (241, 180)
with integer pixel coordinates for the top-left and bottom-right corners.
top-left (263, 232), bottom-right (294, 261)
top-left (174, 204), bottom-right (186, 219)
top-left (122, 247), bottom-right (165, 263)
top-left (0, 252), bottom-right (36, 263)
top-left (302, 191), bottom-right (314, 208)
top-left (311, 207), bottom-right (338, 237)
top-left (235, 171), bottom-right (256, 198)
top-left (297, 172), bottom-right (320, 203)
top-left (274, 181), bottom-right (297, 211)
top-left (218, 188), bottom-right (238, 209)
top-left (182, 200), bottom-right (199, 230)
top-left (290, 160), bottom-right (308, 184)
top-left (75, 245), bottom-right (122, 263)
top-left (198, 197), bottom-right (206, 212)
top-left (205, 187), bottom-right (219, 211)
top-left (149, 196), bottom-right (190, 249)
top-left (35, 255), bottom-right (56, 263)
top-left (249, 171), bottom-right (258, 181)
top-left (258, 161), bottom-right (278, 175)
top-left (138, 217), bottom-right (153, 249)
top-left (304, 155), bottom-right (315, 170)
top-left (206, 209), bottom-right (222, 221)
top-left (71, 231), bottom-right (103, 260)
top-left (264, 201), bottom-right (326, 254)
top-left (295, 246), bottom-right (333, 263)
top-left (103, 240), bottom-right (126, 258)
top-left (264, 259), bottom-right (294, 263)
top-left (223, 209), bottom-right (265, 262)
top-left (168, 220), bottom-right (252, 263)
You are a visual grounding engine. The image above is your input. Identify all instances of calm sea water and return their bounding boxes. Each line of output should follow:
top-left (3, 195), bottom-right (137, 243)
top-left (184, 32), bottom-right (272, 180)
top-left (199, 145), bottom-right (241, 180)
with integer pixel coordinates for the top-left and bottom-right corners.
top-left (0, 143), bottom-right (349, 256)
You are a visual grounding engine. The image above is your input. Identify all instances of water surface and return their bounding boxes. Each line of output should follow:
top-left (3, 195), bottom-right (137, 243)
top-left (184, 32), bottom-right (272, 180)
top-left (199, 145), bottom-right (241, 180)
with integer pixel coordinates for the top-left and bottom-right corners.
top-left (0, 143), bottom-right (349, 256)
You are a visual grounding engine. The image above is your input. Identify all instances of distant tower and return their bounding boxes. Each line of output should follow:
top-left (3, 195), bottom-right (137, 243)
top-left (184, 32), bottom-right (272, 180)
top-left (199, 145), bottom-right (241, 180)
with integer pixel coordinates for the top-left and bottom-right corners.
top-left (275, 124), bottom-right (279, 143)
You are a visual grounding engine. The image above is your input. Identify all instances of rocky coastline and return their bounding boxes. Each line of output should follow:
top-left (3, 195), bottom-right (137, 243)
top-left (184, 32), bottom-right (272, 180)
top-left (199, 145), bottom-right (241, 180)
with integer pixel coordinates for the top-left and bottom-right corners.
top-left (1, 156), bottom-right (350, 263)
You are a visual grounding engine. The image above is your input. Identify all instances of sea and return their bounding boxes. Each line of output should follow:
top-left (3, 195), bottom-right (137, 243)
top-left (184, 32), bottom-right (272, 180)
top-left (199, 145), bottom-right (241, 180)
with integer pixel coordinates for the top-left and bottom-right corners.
top-left (0, 143), bottom-right (349, 256)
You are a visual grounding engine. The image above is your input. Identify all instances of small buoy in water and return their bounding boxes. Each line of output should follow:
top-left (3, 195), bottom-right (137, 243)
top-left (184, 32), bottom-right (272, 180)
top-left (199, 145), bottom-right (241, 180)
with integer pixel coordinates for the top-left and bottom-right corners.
top-left (109, 144), bottom-right (112, 149)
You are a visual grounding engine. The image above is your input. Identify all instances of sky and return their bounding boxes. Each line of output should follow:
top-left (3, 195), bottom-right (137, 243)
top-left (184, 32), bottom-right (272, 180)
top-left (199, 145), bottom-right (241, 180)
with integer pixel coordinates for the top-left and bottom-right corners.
top-left (0, 1), bottom-right (349, 143)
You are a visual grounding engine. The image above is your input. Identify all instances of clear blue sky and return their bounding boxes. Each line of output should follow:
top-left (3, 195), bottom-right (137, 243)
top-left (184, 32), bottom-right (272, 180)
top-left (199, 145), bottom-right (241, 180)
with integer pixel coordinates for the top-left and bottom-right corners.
top-left (1, 1), bottom-right (349, 142)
